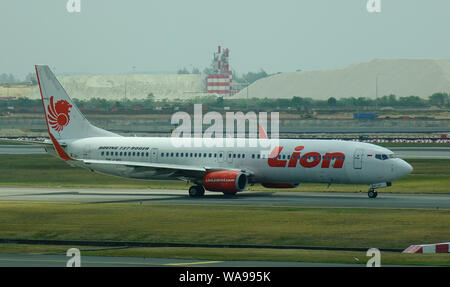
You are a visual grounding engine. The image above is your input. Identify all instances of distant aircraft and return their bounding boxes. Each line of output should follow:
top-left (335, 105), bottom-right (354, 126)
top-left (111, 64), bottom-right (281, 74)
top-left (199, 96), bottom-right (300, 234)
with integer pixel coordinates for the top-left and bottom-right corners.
top-left (33, 65), bottom-right (412, 198)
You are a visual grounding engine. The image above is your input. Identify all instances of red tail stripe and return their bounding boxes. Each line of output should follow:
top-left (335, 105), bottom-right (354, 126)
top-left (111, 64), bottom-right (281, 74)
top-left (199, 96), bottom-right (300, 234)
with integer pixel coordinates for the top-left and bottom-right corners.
top-left (35, 65), bottom-right (73, 161)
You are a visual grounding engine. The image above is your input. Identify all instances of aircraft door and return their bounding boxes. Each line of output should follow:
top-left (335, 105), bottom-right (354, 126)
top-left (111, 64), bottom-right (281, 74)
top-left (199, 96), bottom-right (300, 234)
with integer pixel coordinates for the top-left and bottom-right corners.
top-left (353, 149), bottom-right (363, 169)
top-left (151, 148), bottom-right (159, 162)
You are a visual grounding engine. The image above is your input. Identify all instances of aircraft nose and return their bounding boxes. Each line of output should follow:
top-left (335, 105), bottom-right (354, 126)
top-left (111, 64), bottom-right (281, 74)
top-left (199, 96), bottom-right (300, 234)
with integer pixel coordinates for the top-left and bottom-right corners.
top-left (398, 159), bottom-right (413, 176)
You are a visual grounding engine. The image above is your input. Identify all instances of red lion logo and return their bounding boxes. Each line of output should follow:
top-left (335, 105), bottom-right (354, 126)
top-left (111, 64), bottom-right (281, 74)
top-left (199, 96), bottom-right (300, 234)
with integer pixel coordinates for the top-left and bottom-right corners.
top-left (47, 96), bottom-right (72, 132)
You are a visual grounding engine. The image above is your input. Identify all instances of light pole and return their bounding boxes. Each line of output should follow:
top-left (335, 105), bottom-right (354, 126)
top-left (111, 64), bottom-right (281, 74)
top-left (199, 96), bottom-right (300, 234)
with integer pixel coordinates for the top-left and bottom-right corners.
top-left (243, 80), bottom-right (250, 110)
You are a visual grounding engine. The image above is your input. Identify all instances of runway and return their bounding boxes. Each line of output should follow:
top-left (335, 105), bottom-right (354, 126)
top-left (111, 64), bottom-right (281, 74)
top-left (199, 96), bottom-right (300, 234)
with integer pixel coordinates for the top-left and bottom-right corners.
top-left (0, 253), bottom-right (370, 267)
top-left (0, 187), bottom-right (449, 209)
top-left (1, 145), bottom-right (450, 159)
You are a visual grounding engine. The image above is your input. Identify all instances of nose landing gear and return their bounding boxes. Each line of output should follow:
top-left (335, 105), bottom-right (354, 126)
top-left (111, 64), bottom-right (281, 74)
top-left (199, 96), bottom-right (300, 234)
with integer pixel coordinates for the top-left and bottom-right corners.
top-left (367, 182), bottom-right (391, 198)
top-left (368, 188), bottom-right (378, 198)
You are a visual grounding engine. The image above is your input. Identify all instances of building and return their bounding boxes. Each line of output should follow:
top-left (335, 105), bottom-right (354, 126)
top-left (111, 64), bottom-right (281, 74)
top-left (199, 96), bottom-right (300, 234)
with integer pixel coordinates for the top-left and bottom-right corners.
top-left (206, 46), bottom-right (232, 96)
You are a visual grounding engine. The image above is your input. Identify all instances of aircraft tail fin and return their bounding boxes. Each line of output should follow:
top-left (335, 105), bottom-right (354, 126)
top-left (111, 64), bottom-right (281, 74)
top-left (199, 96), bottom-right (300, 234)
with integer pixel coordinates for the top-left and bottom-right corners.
top-left (35, 65), bottom-right (119, 160)
top-left (35, 65), bottom-right (119, 141)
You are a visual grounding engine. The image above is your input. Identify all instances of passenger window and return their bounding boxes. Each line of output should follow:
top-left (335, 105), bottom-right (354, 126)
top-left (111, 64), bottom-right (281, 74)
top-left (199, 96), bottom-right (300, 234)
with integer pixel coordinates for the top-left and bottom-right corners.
top-left (382, 154), bottom-right (388, 160)
top-left (242, 154), bottom-right (245, 159)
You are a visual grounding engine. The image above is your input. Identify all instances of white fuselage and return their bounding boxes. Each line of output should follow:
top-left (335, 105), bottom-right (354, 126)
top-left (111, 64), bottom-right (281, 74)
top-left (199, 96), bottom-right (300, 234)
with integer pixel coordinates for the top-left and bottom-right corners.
top-left (61, 137), bottom-right (413, 186)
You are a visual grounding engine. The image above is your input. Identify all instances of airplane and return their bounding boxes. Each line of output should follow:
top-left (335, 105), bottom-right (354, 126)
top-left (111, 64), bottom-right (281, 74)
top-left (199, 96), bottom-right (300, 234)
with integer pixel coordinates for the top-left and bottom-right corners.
top-left (33, 65), bottom-right (413, 199)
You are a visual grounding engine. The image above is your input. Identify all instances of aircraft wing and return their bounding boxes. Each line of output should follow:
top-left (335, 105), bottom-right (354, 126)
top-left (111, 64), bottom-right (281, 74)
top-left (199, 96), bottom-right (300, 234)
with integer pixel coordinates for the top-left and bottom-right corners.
top-left (80, 159), bottom-right (253, 180)
top-left (81, 159), bottom-right (207, 172)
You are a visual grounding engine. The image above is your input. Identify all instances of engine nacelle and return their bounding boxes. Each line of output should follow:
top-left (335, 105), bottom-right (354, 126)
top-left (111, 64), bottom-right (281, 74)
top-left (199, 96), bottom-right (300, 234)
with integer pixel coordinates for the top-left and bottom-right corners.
top-left (261, 182), bottom-right (300, 189)
top-left (203, 170), bottom-right (248, 192)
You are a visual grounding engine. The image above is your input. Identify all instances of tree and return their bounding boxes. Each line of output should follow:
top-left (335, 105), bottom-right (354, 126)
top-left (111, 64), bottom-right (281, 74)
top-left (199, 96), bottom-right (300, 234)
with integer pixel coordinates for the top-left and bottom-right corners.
top-left (243, 69), bottom-right (268, 84)
top-left (216, 96), bottom-right (224, 107)
top-left (327, 97), bottom-right (337, 106)
top-left (177, 67), bottom-right (190, 74)
top-left (429, 93), bottom-right (449, 107)
top-left (399, 96), bottom-right (423, 107)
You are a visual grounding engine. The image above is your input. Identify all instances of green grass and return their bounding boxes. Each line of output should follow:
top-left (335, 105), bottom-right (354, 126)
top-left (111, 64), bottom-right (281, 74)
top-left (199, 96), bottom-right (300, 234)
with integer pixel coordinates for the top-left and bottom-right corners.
top-left (0, 155), bottom-right (449, 194)
top-left (0, 202), bottom-right (449, 250)
top-left (0, 203), bottom-right (449, 266)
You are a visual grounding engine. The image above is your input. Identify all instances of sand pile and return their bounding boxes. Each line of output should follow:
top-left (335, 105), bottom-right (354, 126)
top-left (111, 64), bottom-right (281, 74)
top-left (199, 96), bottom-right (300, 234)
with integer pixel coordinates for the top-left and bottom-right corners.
top-left (232, 59), bottom-right (450, 100)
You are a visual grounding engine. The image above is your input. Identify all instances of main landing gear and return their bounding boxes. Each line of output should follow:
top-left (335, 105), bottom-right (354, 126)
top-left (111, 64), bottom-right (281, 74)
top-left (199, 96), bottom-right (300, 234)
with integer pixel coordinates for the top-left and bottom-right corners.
top-left (368, 188), bottom-right (378, 199)
top-left (188, 186), bottom-right (237, 197)
top-left (188, 185), bottom-right (205, 197)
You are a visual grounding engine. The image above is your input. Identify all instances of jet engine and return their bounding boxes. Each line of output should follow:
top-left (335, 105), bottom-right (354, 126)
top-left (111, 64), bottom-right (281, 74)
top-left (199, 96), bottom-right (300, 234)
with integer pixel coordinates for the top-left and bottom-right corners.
top-left (202, 170), bottom-right (248, 192)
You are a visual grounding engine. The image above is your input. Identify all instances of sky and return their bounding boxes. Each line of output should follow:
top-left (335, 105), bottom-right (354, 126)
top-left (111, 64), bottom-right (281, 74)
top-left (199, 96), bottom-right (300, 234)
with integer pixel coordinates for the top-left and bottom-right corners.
top-left (1, 0), bottom-right (450, 78)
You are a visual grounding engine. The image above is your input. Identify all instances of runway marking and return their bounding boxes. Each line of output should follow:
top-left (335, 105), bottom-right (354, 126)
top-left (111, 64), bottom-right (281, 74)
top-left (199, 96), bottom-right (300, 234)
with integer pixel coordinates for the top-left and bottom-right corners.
top-left (164, 260), bottom-right (223, 266)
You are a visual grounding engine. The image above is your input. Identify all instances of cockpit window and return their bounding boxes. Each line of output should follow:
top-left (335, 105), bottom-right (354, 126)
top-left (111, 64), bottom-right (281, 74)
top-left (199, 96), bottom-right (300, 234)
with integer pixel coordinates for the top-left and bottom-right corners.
top-left (375, 154), bottom-right (393, 160)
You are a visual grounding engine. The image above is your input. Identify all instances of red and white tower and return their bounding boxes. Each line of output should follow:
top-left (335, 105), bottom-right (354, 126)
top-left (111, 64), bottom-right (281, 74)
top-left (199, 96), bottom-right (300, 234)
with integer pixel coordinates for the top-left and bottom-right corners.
top-left (206, 46), bottom-right (232, 95)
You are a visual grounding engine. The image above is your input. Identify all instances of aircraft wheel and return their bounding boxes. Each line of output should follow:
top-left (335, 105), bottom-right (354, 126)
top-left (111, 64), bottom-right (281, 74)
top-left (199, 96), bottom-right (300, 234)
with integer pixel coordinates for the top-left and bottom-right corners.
top-left (368, 189), bottom-right (378, 199)
top-left (189, 185), bottom-right (205, 197)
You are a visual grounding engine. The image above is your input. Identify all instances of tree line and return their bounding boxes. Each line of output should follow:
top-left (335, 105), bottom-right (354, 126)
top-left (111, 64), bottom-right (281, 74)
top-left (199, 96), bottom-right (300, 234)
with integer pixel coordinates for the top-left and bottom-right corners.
top-left (1, 93), bottom-right (449, 113)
